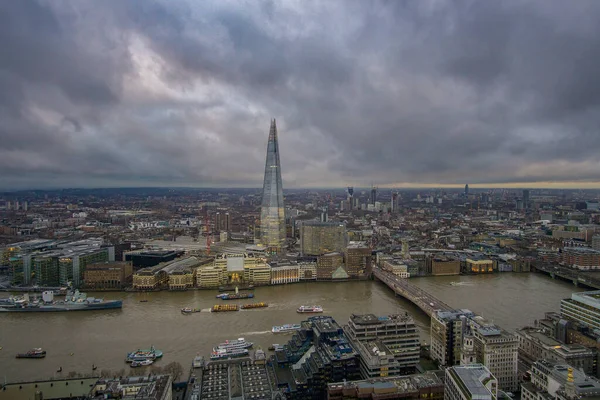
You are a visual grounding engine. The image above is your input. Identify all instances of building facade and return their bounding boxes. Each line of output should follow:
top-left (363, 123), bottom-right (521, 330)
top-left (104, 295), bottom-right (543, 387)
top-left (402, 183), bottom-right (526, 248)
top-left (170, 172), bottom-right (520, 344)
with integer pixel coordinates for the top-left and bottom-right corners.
top-left (445, 364), bottom-right (498, 400)
top-left (300, 221), bottom-right (347, 256)
top-left (561, 291), bottom-right (600, 330)
top-left (270, 264), bottom-right (300, 284)
top-left (84, 262), bottom-right (133, 289)
top-left (345, 242), bottom-right (372, 278)
top-left (317, 252), bottom-right (343, 280)
top-left (259, 119), bottom-right (286, 254)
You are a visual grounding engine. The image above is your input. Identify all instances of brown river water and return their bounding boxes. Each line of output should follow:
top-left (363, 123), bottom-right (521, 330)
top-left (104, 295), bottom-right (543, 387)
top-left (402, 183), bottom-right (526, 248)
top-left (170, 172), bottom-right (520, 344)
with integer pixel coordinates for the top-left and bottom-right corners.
top-left (0, 273), bottom-right (582, 382)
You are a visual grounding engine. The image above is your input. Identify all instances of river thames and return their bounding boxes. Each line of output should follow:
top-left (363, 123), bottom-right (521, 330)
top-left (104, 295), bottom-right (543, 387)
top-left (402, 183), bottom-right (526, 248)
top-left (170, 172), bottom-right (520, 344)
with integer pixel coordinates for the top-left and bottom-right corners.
top-left (0, 272), bottom-right (584, 382)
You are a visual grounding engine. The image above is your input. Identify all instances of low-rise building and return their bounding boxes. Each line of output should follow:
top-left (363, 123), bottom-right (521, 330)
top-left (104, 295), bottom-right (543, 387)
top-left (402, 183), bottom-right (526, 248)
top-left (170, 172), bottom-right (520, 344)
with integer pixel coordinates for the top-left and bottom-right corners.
top-left (560, 248), bottom-right (600, 270)
top-left (382, 260), bottom-right (410, 278)
top-left (270, 264), bottom-right (299, 284)
top-left (84, 261), bottom-right (133, 289)
top-left (317, 252), bottom-right (343, 280)
top-left (445, 364), bottom-right (498, 400)
top-left (327, 371), bottom-right (444, 400)
top-left (196, 265), bottom-right (227, 288)
top-left (426, 254), bottom-right (460, 276)
top-left (466, 257), bottom-right (495, 273)
top-left (298, 260), bottom-right (317, 280)
top-left (89, 374), bottom-right (172, 400)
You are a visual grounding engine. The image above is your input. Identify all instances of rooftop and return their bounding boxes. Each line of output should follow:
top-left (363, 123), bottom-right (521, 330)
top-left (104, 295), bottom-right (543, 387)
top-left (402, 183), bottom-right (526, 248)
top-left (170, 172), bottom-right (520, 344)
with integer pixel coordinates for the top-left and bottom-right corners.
top-left (448, 364), bottom-right (496, 399)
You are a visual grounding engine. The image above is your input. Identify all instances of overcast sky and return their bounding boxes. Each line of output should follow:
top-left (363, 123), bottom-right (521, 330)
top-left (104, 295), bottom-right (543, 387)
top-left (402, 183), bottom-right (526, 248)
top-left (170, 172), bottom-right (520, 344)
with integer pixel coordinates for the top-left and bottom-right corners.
top-left (1, 1), bottom-right (600, 190)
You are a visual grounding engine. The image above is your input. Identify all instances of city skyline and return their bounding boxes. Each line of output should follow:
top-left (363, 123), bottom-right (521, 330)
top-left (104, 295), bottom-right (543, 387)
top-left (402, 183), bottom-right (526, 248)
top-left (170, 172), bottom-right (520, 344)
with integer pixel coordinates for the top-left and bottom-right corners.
top-left (2, 1), bottom-right (600, 190)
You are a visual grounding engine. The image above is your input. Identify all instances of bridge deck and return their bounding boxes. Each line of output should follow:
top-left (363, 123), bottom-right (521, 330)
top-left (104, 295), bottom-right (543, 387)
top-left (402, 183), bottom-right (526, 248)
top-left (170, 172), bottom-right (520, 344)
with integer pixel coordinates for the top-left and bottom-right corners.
top-left (373, 268), bottom-right (453, 317)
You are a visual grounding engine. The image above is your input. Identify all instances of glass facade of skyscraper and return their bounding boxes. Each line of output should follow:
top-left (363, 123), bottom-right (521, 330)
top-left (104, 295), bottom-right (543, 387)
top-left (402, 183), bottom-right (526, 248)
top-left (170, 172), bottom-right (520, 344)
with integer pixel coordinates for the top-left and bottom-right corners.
top-left (260, 119), bottom-right (286, 254)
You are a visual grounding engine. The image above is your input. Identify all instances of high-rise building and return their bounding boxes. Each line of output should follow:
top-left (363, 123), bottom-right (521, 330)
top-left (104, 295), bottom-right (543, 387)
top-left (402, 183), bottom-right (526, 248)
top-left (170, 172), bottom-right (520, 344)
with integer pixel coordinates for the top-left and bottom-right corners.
top-left (370, 186), bottom-right (377, 205)
top-left (215, 212), bottom-right (231, 232)
top-left (260, 119), bottom-right (286, 254)
top-left (300, 221), bottom-right (347, 256)
top-left (523, 189), bottom-right (530, 209)
top-left (465, 184), bottom-right (469, 197)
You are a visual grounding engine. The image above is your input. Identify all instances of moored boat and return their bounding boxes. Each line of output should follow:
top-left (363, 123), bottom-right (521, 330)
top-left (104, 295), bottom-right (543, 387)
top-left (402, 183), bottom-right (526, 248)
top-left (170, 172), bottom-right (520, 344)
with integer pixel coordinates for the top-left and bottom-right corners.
top-left (216, 338), bottom-right (253, 351)
top-left (272, 324), bottom-right (301, 334)
top-left (16, 348), bottom-right (46, 359)
top-left (0, 290), bottom-right (122, 313)
top-left (126, 346), bottom-right (163, 363)
top-left (297, 305), bottom-right (323, 313)
top-left (210, 347), bottom-right (249, 360)
top-left (211, 304), bottom-right (238, 312)
top-left (240, 302), bottom-right (267, 309)
top-left (130, 359), bottom-right (154, 367)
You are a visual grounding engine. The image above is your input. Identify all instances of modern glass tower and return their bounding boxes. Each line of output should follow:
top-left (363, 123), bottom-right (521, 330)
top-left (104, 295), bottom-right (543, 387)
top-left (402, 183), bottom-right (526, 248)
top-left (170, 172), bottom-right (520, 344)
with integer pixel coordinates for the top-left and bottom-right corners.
top-left (260, 119), bottom-right (286, 254)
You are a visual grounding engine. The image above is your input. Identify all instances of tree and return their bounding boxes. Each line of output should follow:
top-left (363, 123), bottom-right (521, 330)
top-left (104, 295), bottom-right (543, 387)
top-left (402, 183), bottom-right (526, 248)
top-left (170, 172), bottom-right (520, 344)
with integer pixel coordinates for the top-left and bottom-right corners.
top-left (162, 362), bottom-right (184, 381)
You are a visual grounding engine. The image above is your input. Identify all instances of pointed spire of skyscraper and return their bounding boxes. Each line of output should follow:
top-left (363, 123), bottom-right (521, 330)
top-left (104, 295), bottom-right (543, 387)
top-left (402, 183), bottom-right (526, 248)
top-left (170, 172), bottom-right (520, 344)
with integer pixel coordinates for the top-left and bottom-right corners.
top-left (260, 118), bottom-right (286, 254)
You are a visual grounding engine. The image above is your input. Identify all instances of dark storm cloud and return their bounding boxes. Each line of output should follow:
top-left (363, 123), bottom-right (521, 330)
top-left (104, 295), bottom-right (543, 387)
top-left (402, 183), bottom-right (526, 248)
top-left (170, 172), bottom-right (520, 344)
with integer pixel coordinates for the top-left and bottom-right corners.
top-left (1, 0), bottom-right (600, 189)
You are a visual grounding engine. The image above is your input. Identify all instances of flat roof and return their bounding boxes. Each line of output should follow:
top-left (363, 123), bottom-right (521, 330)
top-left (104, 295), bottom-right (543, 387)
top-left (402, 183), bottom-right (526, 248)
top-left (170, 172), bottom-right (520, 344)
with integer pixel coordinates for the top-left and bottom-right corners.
top-left (449, 365), bottom-right (494, 398)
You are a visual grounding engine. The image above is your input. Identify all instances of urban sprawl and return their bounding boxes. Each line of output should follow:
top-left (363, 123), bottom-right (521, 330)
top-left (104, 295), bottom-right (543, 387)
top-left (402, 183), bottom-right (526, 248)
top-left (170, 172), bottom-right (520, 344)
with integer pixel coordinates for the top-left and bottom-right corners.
top-left (3, 121), bottom-right (600, 400)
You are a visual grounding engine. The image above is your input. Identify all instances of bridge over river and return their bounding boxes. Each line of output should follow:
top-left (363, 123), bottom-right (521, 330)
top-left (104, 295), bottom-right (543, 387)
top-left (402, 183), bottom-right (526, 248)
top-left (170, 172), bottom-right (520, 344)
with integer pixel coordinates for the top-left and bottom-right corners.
top-left (373, 268), bottom-right (453, 317)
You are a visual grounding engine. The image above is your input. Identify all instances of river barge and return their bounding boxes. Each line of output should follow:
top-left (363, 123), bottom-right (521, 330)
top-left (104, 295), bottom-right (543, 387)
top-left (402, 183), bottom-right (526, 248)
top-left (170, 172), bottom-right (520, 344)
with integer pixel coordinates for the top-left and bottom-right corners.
top-left (240, 302), bottom-right (267, 309)
top-left (211, 304), bottom-right (239, 312)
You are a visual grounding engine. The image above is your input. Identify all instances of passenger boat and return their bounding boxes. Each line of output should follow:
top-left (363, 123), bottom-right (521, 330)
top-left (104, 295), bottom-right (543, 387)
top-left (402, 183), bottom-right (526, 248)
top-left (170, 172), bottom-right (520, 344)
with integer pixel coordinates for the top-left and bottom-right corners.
top-left (16, 348), bottom-right (46, 359)
top-left (297, 305), bottom-right (323, 313)
top-left (215, 338), bottom-right (253, 351)
top-left (130, 359), bottom-right (154, 367)
top-left (126, 346), bottom-right (163, 363)
top-left (272, 324), bottom-right (301, 334)
top-left (210, 347), bottom-right (249, 360)
top-left (240, 302), bottom-right (267, 309)
top-left (211, 304), bottom-right (238, 312)
top-left (220, 293), bottom-right (254, 300)
top-left (181, 307), bottom-right (200, 314)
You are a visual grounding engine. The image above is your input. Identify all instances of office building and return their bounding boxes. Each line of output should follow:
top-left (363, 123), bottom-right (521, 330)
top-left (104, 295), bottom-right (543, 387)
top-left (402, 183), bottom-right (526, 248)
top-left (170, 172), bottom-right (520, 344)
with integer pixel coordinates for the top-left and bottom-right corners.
top-left (271, 264), bottom-right (300, 284)
top-left (260, 119), bottom-right (286, 254)
top-left (300, 221), bottom-right (347, 256)
top-left (561, 291), bottom-right (600, 330)
top-left (0, 377), bottom-right (100, 400)
top-left (445, 364), bottom-right (498, 400)
top-left (426, 254), bottom-right (460, 276)
top-left (523, 189), bottom-right (530, 209)
top-left (371, 186), bottom-right (377, 205)
top-left (344, 241), bottom-right (372, 278)
top-left (466, 257), bottom-right (494, 273)
top-left (271, 316), bottom-right (361, 399)
top-left (84, 261), bottom-right (133, 289)
top-left (317, 252), bottom-right (343, 280)
top-left (345, 313), bottom-right (420, 377)
top-left (471, 319), bottom-right (519, 392)
top-left (522, 360), bottom-right (600, 400)
top-left (592, 235), bottom-right (600, 251)
top-left (215, 212), bottom-right (231, 232)
top-left (298, 260), bottom-right (317, 280)
top-left (430, 310), bottom-right (475, 366)
top-left (196, 265), bottom-right (227, 288)
top-left (327, 371), bottom-right (444, 400)
top-left (465, 184), bottom-right (469, 197)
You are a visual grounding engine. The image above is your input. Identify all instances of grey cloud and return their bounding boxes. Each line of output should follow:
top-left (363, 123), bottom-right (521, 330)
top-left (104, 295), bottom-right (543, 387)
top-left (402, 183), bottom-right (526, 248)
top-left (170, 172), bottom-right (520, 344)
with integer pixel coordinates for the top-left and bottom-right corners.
top-left (1, 0), bottom-right (600, 190)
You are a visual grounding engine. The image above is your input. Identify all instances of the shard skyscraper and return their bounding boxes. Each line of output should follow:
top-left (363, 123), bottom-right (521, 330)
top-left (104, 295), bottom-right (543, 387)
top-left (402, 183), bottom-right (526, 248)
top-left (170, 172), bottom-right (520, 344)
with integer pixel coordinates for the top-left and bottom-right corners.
top-left (260, 119), bottom-right (286, 254)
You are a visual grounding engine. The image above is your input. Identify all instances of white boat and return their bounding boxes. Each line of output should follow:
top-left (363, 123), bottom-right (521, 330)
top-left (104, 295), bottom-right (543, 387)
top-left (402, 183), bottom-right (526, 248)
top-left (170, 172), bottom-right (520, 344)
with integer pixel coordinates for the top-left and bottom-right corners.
top-left (215, 338), bottom-right (253, 350)
top-left (272, 324), bottom-right (301, 333)
top-left (130, 359), bottom-right (154, 367)
top-left (297, 305), bottom-right (323, 313)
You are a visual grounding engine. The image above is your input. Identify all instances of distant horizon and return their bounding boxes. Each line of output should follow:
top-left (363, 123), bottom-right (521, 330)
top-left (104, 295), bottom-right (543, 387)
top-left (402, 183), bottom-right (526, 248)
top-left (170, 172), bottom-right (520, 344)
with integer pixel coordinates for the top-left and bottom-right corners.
top-left (4, 182), bottom-right (600, 194)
